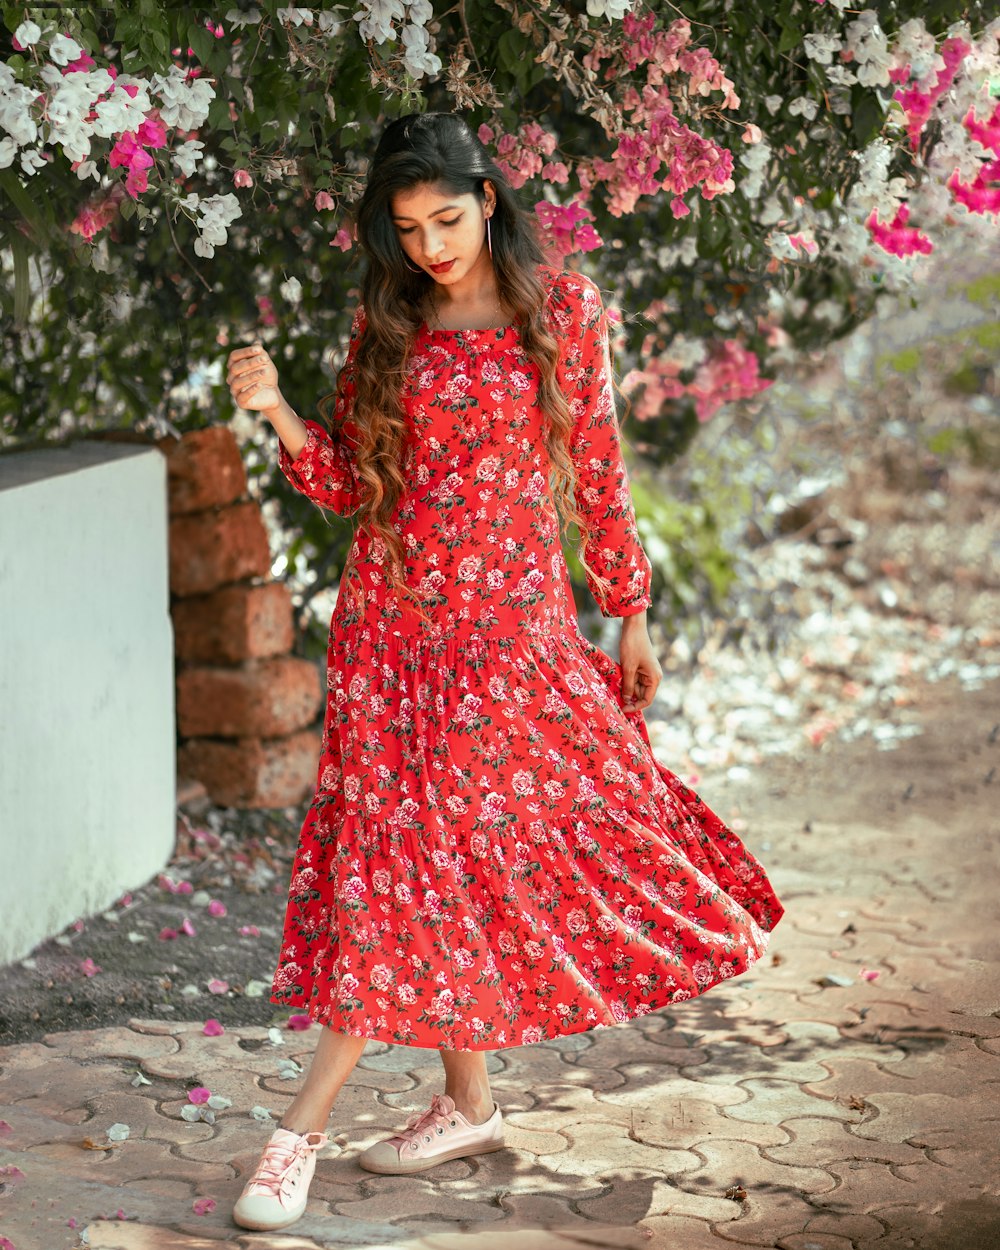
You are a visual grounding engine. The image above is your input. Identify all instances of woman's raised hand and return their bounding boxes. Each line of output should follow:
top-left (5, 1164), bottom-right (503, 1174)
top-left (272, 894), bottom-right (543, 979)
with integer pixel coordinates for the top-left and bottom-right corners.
top-left (225, 342), bottom-right (282, 415)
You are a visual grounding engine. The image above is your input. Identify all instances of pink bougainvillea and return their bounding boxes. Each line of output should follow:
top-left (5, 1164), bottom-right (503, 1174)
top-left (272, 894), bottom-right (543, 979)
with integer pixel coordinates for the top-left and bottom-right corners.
top-left (534, 199), bottom-right (603, 261)
top-left (865, 203), bottom-right (934, 257)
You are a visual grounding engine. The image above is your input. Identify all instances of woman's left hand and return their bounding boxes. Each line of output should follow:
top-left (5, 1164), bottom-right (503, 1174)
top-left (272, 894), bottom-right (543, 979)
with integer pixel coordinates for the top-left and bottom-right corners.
top-left (619, 617), bottom-right (663, 713)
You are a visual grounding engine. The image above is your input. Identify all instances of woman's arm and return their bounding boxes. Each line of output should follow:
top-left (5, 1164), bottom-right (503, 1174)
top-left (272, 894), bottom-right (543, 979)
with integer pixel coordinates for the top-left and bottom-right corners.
top-left (270, 305), bottom-right (369, 518)
top-left (555, 273), bottom-right (653, 619)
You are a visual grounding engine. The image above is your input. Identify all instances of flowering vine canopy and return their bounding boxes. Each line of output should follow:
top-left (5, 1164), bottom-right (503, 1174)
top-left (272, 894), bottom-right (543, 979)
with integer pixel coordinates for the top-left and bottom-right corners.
top-left (1, 0), bottom-right (998, 451)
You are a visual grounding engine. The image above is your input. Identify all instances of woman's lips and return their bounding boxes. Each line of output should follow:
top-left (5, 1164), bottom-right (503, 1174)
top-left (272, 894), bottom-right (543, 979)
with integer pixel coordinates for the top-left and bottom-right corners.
top-left (429, 259), bottom-right (455, 273)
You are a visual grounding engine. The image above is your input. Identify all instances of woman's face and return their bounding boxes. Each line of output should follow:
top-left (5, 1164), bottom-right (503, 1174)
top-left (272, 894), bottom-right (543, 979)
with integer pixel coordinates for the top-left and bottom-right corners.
top-left (390, 180), bottom-right (495, 284)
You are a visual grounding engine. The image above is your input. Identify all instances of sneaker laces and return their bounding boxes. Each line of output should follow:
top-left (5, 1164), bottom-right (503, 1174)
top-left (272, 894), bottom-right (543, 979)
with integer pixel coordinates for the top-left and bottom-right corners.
top-left (393, 1093), bottom-right (457, 1147)
top-left (244, 1129), bottom-right (328, 1198)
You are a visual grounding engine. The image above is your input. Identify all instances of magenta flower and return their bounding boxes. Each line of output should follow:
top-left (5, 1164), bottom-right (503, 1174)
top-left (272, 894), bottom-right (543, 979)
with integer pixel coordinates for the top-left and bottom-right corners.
top-left (207, 900), bottom-right (227, 917)
top-left (193, 1197), bottom-right (217, 1215)
top-left (287, 1014), bottom-right (313, 1031)
top-left (79, 958), bottom-right (101, 977)
top-left (188, 1086), bottom-right (212, 1105)
top-left (866, 203), bottom-right (933, 258)
top-left (202, 1018), bottom-right (225, 1036)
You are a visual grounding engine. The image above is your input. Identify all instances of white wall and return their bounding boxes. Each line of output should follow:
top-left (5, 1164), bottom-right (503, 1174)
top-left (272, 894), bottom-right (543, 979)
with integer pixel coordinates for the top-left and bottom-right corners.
top-left (0, 440), bottom-right (176, 966)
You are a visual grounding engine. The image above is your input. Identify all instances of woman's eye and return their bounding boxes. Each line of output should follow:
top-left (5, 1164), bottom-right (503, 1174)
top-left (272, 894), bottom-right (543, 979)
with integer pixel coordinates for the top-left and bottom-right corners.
top-left (399, 217), bottom-right (462, 235)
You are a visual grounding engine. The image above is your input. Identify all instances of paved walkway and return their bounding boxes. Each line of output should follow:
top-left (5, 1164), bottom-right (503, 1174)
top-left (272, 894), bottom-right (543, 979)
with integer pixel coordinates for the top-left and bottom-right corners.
top-left (1, 675), bottom-right (998, 1250)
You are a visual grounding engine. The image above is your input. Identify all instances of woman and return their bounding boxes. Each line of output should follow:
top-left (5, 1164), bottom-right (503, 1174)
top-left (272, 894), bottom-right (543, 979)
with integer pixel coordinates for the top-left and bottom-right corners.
top-left (224, 111), bottom-right (784, 1232)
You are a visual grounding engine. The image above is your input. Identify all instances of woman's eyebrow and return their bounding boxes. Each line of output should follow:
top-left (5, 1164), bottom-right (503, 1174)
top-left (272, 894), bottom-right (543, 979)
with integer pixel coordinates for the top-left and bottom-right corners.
top-left (391, 204), bottom-right (463, 221)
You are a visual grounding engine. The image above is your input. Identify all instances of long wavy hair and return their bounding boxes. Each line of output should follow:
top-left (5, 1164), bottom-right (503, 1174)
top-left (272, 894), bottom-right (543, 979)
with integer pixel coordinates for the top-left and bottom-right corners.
top-left (317, 110), bottom-right (614, 624)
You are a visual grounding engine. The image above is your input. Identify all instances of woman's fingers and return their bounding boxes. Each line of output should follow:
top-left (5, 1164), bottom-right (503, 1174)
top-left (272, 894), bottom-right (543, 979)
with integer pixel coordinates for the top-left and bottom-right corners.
top-left (226, 345), bottom-right (275, 391)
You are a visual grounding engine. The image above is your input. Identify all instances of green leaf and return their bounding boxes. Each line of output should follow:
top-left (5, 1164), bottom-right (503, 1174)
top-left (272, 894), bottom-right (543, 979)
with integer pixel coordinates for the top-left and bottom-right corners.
top-left (208, 94), bottom-right (235, 131)
top-left (850, 88), bottom-right (884, 145)
top-left (187, 21), bottom-right (215, 66)
top-left (497, 30), bottom-right (526, 76)
top-left (3, 227), bottom-right (31, 324)
top-left (777, 23), bottom-right (801, 54)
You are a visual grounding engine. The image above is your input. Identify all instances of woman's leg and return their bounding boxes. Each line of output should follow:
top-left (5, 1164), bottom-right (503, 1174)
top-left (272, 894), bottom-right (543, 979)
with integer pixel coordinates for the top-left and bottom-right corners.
top-left (278, 1025), bottom-right (369, 1135)
top-left (439, 1047), bottom-right (496, 1125)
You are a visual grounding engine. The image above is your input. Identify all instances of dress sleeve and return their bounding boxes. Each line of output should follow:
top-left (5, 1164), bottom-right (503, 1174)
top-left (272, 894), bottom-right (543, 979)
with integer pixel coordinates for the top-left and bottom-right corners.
top-left (554, 273), bottom-right (653, 619)
top-left (275, 303), bottom-right (368, 518)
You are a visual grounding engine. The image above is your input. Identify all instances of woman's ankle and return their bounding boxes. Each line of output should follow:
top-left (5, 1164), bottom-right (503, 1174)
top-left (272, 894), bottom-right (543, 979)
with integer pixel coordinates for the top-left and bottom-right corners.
top-left (446, 1090), bottom-right (495, 1124)
top-left (278, 1109), bottom-right (330, 1136)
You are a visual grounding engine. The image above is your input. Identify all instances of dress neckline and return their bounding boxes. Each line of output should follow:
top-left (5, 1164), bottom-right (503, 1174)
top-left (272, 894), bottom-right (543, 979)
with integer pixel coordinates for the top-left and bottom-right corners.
top-left (418, 320), bottom-right (518, 339)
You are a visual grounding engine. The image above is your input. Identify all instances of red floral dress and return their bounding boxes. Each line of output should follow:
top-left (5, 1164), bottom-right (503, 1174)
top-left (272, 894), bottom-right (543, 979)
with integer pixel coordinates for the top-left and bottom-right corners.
top-left (270, 263), bottom-right (784, 1050)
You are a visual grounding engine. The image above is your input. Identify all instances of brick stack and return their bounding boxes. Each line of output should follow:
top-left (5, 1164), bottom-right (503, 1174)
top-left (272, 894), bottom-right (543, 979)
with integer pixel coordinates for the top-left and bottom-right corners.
top-left (157, 426), bottom-right (323, 809)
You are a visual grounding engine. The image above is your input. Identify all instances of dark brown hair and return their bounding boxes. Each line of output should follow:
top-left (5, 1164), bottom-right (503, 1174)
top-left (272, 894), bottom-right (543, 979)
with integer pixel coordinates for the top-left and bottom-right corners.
top-left (318, 111), bottom-right (612, 622)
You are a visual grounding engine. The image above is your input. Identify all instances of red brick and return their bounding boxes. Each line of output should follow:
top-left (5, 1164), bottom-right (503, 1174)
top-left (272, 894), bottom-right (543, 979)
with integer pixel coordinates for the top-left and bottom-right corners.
top-left (176, 657), bottom-right (321, 737)
top-left (156, 425), bottom-right (247, 515)
top-left (177, 729), bottom-right (321, 807)
top-left (171, 581), bottom-right (294, 663)
top-left (169, 500), bottom-right (271, 596)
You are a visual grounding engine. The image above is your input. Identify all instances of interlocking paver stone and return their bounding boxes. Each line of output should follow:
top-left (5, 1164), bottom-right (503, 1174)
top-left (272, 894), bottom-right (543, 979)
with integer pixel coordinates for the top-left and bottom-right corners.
top-left (763, 1114), bottom-right (927, 1169)
top-left (329, 1172), bottom-right (507, 1224)
top-left (40, 1025), bottom-right (183, 1062)
top-left (708, 1186), bottom-right (831, 1246)
top-left (719, 1077), bottom-right (852, 1123)
top-left (682, 1137), bottom-right (837, 1197)
top-left (631, 1101), bottom-right (790, 1150)
top-left (595, 1066), bottom-right (751, 1110)
top-left (553, 1117), bottom-right (701, 1178)
top-left (777, 1235), bottom-right (857, 1250)
top-left (635, 1212), bottom-right (749, 1250)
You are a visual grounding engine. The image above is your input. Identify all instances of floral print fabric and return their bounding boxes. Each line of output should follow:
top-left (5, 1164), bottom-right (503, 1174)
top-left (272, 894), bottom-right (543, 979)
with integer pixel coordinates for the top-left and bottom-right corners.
top-left (270, 264), bottom-right (784, 1050)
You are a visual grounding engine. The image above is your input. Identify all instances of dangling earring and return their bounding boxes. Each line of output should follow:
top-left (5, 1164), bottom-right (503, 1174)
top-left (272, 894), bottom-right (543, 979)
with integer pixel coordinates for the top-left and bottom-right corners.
top-left (403, 256), bottom-right (422, 273)
top-left (486, 213), bottom-right (493, 258)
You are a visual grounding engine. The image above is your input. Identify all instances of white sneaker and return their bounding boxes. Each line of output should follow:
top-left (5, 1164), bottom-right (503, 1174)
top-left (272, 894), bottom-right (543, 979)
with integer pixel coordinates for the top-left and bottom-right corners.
top-left (232, 1125), bottom-right (329, 1231)
top-left (358, 1093), bottom-right (505, 1175)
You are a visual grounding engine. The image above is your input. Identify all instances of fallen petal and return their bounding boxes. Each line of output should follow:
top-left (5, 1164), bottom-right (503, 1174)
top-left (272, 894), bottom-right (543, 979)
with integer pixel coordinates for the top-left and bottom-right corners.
top-left (250, 1105), bottom-right (274, 1122)
top-left (180, 916), bottom-right (197, 937)
top-left (106, 1123), bottom-right (130, 1141)
top-left (192, 1196), bottom-right (217, 1215)
top-left (207, 978), bottom-right (229, 995)
top-left (0, 1164), bottom-right (26, 1194)
top-left (287, 1013), bottom-right (312, 1031)
top-left (815, 972), bottom-right (855, 988)
top-left (207, 899), bottom-right (227, 917)
top-left (202, 1018), bottom-right (225, 1036)
top-left (188, 1086), bottom-right (211, 1105)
